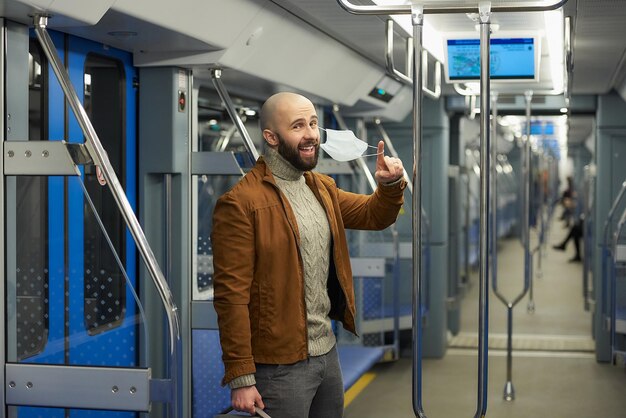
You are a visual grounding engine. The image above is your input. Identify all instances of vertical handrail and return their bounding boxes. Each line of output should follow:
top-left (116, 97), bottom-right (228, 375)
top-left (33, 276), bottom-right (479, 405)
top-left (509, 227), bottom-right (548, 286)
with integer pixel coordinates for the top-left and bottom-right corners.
top-left (211, 69), bottom-right (260, 162)
top-left (490, 92), bottom-right (499, 306)
top-left (33, 15), bottom-right (182, 418)
top-left (464, 167), bottom-right (472, 285)
top-left (602, 180), bottom-right (626, 336)
top-left (611, 205), bottom-right (626, 362)
top-left (527, 154), bottom-right (539, 313)
top-left (602, 181), bottom-right (626, 265)
top-left (410, 6), bottom-right (426, 415)
top-left (602, 181), bottom-right (626, 323)
top-left (491, 90), bottom-right (533, 402)
top-left (582, 166), bottom-right (592, 310)
top-left (476, 7), bottom-right (491, 415)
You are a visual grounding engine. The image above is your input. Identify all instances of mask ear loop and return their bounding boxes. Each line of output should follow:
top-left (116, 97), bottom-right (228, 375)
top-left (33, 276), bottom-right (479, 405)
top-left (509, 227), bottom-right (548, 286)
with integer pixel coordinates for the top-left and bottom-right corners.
top-left (318, 126), bottom-right (383, 158)
top-left (361, 147), bottom-right (384, 158)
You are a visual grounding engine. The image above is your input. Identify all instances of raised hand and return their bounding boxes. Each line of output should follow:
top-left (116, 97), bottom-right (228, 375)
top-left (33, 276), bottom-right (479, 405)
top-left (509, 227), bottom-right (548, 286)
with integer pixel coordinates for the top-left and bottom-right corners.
top-left (374, 140), bottom-right (404, 184)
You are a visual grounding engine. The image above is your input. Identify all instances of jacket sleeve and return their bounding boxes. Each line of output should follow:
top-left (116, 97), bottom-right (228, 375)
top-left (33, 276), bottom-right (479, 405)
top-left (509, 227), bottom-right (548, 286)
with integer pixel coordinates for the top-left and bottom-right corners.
top-left (211, 193), bottom-right (256, 385)
top-left (335, 178), bottom-right (406, 230)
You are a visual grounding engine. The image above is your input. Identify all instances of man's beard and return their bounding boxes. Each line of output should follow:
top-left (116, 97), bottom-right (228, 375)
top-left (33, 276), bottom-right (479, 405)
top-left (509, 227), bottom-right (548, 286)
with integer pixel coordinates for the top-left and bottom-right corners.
top-left (276, 134), bottom-right (319, 171)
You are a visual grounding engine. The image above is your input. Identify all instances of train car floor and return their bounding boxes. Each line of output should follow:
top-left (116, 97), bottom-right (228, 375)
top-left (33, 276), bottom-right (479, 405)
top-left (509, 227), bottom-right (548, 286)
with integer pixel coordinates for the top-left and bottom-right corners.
top-left (344, 218), bottom-right (626, 417)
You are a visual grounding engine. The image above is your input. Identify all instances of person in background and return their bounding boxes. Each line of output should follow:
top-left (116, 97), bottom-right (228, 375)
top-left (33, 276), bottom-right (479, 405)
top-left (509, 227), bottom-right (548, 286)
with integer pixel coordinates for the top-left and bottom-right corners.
top-left (553, 216), bottom-right (584, 262)
top-left (558, 176), bottom-right (576, 227)
top-left (211, 92), bottom-right (406, 418)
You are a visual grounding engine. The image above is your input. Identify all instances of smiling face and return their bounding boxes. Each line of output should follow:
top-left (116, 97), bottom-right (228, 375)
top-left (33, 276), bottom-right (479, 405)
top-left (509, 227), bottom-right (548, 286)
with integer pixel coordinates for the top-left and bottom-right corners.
top-left (261, 92), bottom-right (321, 171)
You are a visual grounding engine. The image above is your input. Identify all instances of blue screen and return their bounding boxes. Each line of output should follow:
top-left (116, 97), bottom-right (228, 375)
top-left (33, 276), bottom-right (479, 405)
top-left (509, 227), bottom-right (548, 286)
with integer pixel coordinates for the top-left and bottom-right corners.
top-left (447, 38), bottom-right (535, 81)
top-left (523, 121), bottom-right (554, 136)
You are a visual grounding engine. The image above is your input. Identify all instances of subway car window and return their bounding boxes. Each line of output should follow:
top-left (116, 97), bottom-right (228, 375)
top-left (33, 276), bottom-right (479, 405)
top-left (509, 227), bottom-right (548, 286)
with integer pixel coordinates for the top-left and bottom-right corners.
top-left (82, 54), bottom-right (126, 334)
top-left (15, 40), bottom-right (49, 361)
top-left (193, 89), bottom-right (261, 300)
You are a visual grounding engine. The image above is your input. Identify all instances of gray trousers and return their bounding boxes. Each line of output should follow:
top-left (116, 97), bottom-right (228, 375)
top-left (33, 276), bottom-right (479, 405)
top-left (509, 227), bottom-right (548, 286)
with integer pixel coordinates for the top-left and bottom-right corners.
top-left (255, 345), bottom-right (344, 418)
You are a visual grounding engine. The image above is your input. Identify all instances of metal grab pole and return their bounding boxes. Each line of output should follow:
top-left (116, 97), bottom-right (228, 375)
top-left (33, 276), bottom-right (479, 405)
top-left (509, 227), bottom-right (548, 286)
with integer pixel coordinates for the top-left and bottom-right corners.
top-left (602, 181), bottom-right (626, 265)
top-left (602, 181), bottom-right (626, 325)
top-left (537, 155), bottom-right (546, 277)
top-left (465, 169), bottom-right (472, 286)
top-left (476, 6), bottom-right (491, 416)
top-left (611, 207), bottom-right (626, 362)
top-left (211, 69), bottom-right (260, 162)
top-left (582, 166), bottom-right (594, 311)
top-left (409, 5), bottom-right (426, 416)
top-left (492, 90), bottom-right (533, 402)
top-left (490, 92), bottom-right (498, 301)
top-left (528, 157), bottom-right (544, 313)
top-left (33, 15), bottom-right (182, 418)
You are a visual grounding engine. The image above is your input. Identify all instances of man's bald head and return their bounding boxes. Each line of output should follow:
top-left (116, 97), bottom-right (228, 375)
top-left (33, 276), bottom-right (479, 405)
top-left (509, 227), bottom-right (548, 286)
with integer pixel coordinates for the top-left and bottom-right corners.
top-left (260, 92), bottom-right (315, 132)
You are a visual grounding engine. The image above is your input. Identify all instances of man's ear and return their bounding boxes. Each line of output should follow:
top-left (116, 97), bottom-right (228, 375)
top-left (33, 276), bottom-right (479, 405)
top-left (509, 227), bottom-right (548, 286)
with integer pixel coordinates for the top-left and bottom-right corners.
top-left (263, 129), bottom-right (279, 147)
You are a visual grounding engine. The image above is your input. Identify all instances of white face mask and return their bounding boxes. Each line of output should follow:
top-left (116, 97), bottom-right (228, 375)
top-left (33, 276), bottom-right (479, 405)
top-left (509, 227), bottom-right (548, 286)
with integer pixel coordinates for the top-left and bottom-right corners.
top-left (318, 127), bottom-right (381, 162)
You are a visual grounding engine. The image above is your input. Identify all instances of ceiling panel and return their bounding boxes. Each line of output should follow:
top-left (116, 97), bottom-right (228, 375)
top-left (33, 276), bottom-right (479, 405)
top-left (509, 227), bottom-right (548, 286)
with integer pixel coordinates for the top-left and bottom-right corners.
top-left (269, 0), bottom-right (607, 147)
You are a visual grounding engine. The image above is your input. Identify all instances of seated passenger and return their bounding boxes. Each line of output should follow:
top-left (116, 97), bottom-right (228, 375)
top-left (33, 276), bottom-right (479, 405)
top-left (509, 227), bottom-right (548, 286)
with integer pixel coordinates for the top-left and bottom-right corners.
top-left (211, 92), bottom-right (406, 418)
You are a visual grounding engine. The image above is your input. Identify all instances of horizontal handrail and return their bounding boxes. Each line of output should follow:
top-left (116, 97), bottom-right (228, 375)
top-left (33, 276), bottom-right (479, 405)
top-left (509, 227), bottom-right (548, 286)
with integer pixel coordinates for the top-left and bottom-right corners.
top-left (337, 0), bottom-right (568, 15)
top-left (385, 19), bottom-right (412, 84)
top-left (385, 20), bottom-right (441, 99)
top-left (422, 51), bottom-right (442, 99)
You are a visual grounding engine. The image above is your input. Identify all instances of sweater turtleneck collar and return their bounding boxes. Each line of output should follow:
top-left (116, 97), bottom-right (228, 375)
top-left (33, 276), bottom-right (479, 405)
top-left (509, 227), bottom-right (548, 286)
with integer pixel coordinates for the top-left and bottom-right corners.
top-left (264, 147), bottom-right (304, 181)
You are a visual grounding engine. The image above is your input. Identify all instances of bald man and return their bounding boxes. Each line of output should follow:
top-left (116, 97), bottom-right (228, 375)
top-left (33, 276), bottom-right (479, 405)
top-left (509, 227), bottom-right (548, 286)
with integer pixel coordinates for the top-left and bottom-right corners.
top-left (212, 92), bottom-right (406, 418)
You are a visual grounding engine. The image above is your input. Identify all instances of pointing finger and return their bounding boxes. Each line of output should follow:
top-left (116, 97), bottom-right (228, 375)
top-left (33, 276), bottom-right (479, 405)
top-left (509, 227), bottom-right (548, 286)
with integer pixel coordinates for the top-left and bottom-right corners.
top-left (376, 141), bottom-right (385, 167)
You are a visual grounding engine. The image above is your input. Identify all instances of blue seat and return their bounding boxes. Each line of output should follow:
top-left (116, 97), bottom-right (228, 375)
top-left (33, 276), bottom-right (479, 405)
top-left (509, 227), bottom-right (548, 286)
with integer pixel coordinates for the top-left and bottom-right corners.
top-left (193, 330), bottom-right (231, 418)
top-left (337, 345), bottom-right (385, 391)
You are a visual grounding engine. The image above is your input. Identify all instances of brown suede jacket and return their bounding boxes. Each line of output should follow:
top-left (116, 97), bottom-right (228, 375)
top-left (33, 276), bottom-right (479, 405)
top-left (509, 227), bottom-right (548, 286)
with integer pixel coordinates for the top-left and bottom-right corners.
top-left (212, 157), bottom-right (406, 385)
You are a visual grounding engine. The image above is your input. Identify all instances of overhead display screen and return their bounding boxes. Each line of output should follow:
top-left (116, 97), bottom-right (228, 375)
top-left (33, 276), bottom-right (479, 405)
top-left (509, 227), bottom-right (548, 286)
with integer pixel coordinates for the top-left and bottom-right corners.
top-left (446, 38), bottom-right (536, 82)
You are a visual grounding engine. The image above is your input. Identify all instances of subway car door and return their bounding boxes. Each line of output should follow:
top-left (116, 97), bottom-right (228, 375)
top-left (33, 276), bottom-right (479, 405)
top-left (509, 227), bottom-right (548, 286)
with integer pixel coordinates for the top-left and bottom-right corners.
top-left (8, 30), bottom-right (139, 418)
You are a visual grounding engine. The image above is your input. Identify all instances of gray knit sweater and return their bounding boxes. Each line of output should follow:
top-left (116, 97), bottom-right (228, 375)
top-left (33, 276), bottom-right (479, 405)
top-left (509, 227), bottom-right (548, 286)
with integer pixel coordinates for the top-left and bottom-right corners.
top-left (229, 148), bottom-right (336, 389)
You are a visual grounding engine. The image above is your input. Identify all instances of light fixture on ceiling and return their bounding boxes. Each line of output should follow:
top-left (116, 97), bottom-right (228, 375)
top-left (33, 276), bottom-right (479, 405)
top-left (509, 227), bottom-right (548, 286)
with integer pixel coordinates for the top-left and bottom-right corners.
top-left (544, 9), bottom-right (565, 93)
